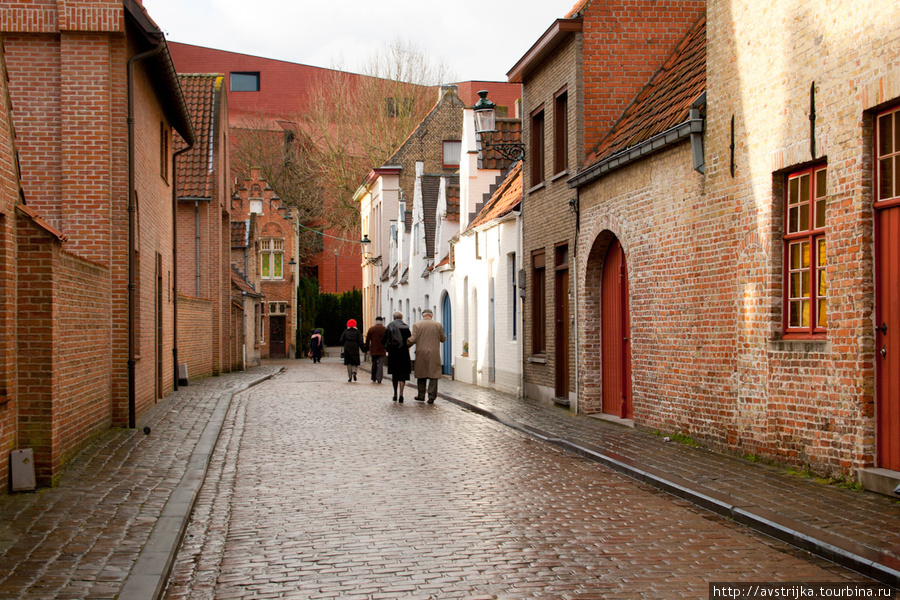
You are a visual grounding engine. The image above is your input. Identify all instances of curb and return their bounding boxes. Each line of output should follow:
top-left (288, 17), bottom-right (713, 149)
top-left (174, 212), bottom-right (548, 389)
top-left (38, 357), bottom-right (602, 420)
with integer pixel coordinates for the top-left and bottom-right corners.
top-left (438, 391), bottom-right (900, 589)
top-left (117, 368), bottom-right (283, 600)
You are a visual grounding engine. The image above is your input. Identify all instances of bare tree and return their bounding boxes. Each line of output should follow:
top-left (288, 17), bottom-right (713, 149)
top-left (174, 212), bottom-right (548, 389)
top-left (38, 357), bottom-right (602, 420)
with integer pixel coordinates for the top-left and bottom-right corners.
top-left (229, 38), bottom-right (456, 257)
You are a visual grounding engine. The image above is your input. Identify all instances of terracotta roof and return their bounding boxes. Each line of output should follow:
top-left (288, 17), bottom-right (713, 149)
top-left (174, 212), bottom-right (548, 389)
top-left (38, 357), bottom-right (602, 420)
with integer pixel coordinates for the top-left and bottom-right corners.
top-left (421, 175), bottom-right (440, 258)
top-left (175, 74), bottom-right (224, 199)
top-left (477, 118), bottom-right (522, 171)
top-left (566, 0), bottom-right (590, 18)
top-left (446, 179), bottom-right (460, 222)
top-left (231, 267), bottom-right (261, 296)
top-left (17, 204), bottom-right (68, 242)
top-left (583, 15), bottom-right (706, 169)
top-left (231, 220), bottom-right (247, 247)
top-left (465, 161), bottom-right (522, 233)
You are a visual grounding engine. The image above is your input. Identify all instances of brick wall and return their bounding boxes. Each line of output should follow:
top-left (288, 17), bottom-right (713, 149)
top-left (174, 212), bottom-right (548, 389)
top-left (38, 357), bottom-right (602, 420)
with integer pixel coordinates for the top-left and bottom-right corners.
top-left (177, 294), bottom-right (214, 379)
top-left (57, 251), bottom-right (111, 469)
top-left (571, 0), bottom-right (900, 477)
top-left (521, 34), bottom-right (581, 402)
top-left (0, 39), bottom-right (19, 493)
top-left (580, 0), bottom-right (704, 155)
top-left (15, 214), bottom-right (59, 485)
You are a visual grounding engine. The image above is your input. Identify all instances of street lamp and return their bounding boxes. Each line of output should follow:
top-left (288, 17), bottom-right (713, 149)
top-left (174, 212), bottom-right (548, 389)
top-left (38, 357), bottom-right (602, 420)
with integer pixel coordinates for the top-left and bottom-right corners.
top-left (359, 234), bottom-right (382, 266)
top-left (473, 90), bottom-right (525, 162)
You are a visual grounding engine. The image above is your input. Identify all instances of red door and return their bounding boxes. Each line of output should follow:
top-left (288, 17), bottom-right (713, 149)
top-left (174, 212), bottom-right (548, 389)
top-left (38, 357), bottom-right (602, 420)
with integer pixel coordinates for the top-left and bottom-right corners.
top-left (876, 205), bottom-right (900, 470)
top-left (601, 239), bottom-right (632, 418)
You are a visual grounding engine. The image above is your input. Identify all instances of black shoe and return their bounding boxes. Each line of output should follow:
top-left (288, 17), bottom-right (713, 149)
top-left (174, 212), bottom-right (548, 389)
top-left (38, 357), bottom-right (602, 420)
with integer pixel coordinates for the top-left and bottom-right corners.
top-left (348, 377), bottom-right (352, 382)
top-left (353, 373), bottom-right (357, 381)
top-left (398, 396), bottom-right (404, 403)
top-left (427, 399), bottom-right (435, 404)
top-left (392, 396), bottom-right (397, 402)
top-left (415, 397), bottom-right (425, 402)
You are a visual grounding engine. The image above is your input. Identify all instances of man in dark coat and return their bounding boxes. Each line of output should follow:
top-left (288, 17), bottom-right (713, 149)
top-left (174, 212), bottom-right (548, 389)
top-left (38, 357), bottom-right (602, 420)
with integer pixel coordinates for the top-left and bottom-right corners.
top-left (407, 308), bottom-right (446, 403)
top-left (365, 316), bottom-right (387, 383)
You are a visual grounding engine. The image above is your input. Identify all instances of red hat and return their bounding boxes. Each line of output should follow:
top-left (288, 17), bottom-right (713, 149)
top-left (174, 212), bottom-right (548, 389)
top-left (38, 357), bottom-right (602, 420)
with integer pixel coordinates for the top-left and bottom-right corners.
top-left (347, 319), bottom-right (357, 328)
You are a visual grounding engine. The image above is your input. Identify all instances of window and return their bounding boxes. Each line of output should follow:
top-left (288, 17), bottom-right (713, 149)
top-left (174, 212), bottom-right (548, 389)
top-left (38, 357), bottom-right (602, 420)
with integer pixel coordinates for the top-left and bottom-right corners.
top-left (261, 238), bottom-right (284, 280)
top-left (443, 140), bottom-right (461, 169)
top-left (784, 164), bottom-right (827, 335)
top-left (877, 107), bottom-right (900, 205)
top-left (230, 72), bottom-right (260, 92)
top-left (531, 109), bottom-right (545, 187)
top-left (532, 250), bottom-right (546, 353)
top-left (554, 89), bottom-right (568, 175)
top-left (159, 122), bottom-right (169, 182)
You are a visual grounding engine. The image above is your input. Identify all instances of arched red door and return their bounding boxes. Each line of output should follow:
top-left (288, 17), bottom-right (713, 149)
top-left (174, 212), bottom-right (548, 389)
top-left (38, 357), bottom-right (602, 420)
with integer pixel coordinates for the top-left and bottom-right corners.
top-left (601, 238), bottom-right (632, 418)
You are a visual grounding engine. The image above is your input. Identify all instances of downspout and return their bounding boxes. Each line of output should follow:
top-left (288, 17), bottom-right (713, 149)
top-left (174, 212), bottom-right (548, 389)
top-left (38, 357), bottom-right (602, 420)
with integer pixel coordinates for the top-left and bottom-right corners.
top-left (195, 200), bottom-right (201, 296)
top-left (572, 188), bottom-right (580, 414)
top-left (127, 39), bottom-right (164, 429)
top-left (172, 144), bottom-right (192, 392)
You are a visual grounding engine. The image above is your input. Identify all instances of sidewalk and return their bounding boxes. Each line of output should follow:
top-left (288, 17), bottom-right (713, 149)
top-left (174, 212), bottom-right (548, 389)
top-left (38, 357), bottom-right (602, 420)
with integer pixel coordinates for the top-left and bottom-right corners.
top-left (0, 365), bottom-right (282, 600)
top-left (429, 376), bottom-right (900, 588)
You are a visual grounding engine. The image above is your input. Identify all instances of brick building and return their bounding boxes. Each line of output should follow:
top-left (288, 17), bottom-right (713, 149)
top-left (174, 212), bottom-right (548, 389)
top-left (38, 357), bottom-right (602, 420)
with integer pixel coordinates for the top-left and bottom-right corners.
top-left (0, 0), bottom-right (195, 490)
top-left (511, 0), bottom-right (705, 406)
top-left (231, 168), bottom-right (298, 359)
top-left (175, 74), bottom-right (233, 381)
top-left (518, 0), bottom-right (900, 491)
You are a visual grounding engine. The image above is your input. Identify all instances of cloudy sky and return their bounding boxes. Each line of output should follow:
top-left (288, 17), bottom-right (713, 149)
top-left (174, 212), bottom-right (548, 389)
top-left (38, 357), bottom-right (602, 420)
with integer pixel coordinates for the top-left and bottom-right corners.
top-left (142, 0), bottom-right (573, 82)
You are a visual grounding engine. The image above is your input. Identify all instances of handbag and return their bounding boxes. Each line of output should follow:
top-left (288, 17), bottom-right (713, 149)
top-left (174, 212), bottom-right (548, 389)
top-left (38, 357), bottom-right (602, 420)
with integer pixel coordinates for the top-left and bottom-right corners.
top-left (307, 350), bottom-right (312, 359)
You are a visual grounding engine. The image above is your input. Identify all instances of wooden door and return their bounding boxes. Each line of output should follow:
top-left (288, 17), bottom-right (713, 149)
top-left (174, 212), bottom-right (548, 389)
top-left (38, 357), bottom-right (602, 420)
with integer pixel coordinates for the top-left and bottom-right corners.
top-left (442, 294), bottom-right (452, 375)
top-left (555, 263), bottom-right (570, 399)
top-left (601, 239), bottom-right (632, 418)
top-left (876, 205), bottom-right (900, 470)
top-left (270, 316), bottom-right (286, 359)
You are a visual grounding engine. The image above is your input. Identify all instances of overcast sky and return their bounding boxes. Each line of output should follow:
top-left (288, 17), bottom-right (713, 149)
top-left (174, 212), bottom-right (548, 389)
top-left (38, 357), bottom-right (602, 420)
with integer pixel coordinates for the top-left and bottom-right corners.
top-left (142, 0), bottom-right (573, 82)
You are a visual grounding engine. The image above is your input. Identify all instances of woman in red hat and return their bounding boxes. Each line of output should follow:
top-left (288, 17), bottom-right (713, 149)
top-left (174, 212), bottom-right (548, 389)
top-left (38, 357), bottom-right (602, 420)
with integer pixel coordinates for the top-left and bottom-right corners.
top-left (339, 319), bottom-right (363, 382)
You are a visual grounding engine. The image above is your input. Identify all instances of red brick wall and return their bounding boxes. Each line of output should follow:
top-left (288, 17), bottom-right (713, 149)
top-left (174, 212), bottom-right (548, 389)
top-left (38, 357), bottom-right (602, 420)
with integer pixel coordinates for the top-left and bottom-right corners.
top-left (581, 0), bottom-right (704, 155)
top-left (0, 40), bottom-right (19, 493)
top-left (15, 214), bottom-right (59, 485)
top-left (177, 294), bottom-right (214, 379)
top-left (57, 251), bottom-right (111, 468)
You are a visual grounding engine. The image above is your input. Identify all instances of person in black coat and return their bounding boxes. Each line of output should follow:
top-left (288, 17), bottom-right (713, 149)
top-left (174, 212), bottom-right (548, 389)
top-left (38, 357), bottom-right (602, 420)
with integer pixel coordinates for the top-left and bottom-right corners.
top-left (340, 319), bottom-right (363, 382)
top-left (382, 311), bottom-right (412, 402)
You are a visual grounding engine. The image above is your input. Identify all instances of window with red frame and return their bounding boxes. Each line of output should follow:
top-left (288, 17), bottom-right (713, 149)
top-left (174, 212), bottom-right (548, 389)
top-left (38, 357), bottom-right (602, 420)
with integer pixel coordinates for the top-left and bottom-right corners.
top-left (784, 164), bottom-right (827, 335)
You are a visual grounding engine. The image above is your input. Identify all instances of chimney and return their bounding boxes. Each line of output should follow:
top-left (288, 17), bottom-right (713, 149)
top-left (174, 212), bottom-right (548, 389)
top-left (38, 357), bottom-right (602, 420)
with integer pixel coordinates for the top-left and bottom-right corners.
top-left (439, 84), bottom-right (458, 102)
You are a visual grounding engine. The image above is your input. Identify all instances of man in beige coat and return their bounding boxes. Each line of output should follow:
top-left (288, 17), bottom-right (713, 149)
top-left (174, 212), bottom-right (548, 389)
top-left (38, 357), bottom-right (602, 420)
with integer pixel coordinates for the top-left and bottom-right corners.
top-left (407, 308), bottom-right (446, 403)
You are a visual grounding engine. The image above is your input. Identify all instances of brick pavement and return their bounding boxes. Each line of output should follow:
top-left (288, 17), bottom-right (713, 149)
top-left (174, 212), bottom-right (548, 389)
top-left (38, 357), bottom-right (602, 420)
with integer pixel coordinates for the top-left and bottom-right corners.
top-left (0, 366), bottom-right (281, 600)
top-left (432, 377), bottom-right (900, 588)
top-left (164, 360), bottom-right (874, 599)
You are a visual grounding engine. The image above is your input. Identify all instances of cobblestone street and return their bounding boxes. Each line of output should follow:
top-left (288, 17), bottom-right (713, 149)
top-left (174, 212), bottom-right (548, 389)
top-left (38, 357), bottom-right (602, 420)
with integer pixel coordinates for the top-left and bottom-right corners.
top-left (163, 361), bottom-right (868, 600)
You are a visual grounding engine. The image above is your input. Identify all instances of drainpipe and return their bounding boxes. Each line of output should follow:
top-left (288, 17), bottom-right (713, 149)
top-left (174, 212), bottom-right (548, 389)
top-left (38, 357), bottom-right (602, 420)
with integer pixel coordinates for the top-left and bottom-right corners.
top-left (195, 200), bottom-right (201, 296)
top-left (127, 40), bottom-right (164, 429)
top-left (572, 189), bottom-right (580, 415)
top-left (172, 144), bottom-right (192, 392)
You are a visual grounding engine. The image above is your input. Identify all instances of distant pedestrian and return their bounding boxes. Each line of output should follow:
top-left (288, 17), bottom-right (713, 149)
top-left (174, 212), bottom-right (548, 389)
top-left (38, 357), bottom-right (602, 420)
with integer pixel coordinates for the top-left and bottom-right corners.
top-left (309, 329), bottom-right (323, 363)
top-left (407, 308), bottom-right (446, 404)
top-left (365, 316), bottom-right (387, 384)
top-left (340, 319), bottom-right (363, 382)
top-left (382, 311), bottom-right (412, 402)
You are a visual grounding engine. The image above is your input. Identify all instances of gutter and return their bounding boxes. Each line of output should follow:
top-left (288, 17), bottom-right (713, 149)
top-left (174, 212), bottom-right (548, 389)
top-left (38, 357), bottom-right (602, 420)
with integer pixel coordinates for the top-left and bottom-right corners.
top-left (568, 116), bottom-right (705, 189)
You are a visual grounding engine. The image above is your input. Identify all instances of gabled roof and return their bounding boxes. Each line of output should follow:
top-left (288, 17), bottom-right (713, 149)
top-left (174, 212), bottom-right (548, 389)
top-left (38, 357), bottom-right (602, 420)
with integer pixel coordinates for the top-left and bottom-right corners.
top-left (446, 178), bottom-right (460, 223)
top-left (421, 175), bottom-right (441, 258)
top-left (176, 74), bottom-right (224, 200)
top-left (383, 87), bottom-right (466, 167)
top-left (126, 0), bottom-right (194, 146)
top-left (580, 15), bottom-right (706, 174)
top-left (231, 267), bottom-right (263, 297)
top-left (465, 161), bottom-right (522, 233)
top-left (478, 118), bottom-right (522, 171)
top-left (231, 220), bottom-right (247, 248)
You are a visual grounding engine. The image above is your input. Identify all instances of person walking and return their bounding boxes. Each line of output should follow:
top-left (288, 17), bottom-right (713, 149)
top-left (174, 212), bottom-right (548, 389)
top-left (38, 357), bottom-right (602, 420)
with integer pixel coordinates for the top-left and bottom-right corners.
top-left (340, 319), bottom-right (363, 382)
top-left (309, 329), bottom-right (324, 363)
top-left (365, 316), bottom-right (387, 384)
top-left (382, 311), bottom-right (412, 402)
top-left (407, 308), bottom-right (446, 404)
